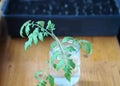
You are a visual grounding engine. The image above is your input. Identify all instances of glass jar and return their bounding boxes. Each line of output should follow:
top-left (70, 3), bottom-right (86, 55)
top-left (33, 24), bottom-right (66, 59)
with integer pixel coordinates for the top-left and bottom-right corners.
top-left (49, 40), bottom-right (80, 86)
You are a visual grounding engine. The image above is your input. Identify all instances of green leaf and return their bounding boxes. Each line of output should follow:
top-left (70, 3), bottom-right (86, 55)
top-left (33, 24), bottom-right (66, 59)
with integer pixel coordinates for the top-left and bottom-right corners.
top-left (31, 21), bottom-right (35, 28)
top-left (25, 24), bottom-right (31, 36)
top-left (46, 75), bottom-right (54, 86)
top-left (20, 25), bottom-right (25, 38)
top-left (53, 64), bottom-right (57, 69)
top-left (50, 42), bottom-right (57, 51)
top-left (34, 70), bottom-right (42, 79)
top-left (63, 65), bottom-right (72, 74)
top-left (62, 36), bottom-right (74, 43)
top-left (20, 20), bottom-right (31, 38)
top-left (38, 32), bottom-right (44, 41)
top-left (50, 50), bottom-right (61, 64)
top-left (35, 77), bottom-right (41, 82)
top-left (56, 60), bottom-right (64, 71)
top-left (65, 46), bottom-right (76, 52)
top-left (63, 64), bottom-right (73, 81)
top-left (46, 20), bottom-right (55, 31)
top-left (64, 72), bottom-right (71, 81)
top-left (43, 32), bottom-right (48, 37)
top-left (66, 54), bottom-right (72, 58)
top-left (24, 34), bottom-right (33, 51)
top-left (51, 24), bottom-right (55, 30)
top-left (32, 28), bottom-right (39, 45)
top-left (41, 80), bottom-right (47, 86)
top-left (24, 40), bottom-right (32, 51)
top-left (33, 28), bottom-right (39, 34)
top-left (36, 83), bottom-right (40, 86)
top-left (41, 27), bottom-right (44, 32)
top-left (33, 34), bottom-right (38, 45)
top-left (79, 40), bottom-right (92, 54)
top-left (28, 33), bottom-right (33, 40)
top-left (67, 59), bottom-right (75, 69)
top-left (36, 21), bottom-right (45, 27)
top-left (46, 20), bottom-right (51, 29)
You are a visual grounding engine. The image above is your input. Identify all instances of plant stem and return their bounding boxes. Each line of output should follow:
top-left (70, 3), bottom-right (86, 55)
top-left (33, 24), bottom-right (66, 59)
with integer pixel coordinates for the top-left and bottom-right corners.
top-left (51, 33), bottom-right (65, 55)
top-left (33, 23), bottom-right (65, 55)
top-left (34, 23), bottom-right (67, 82)
top-left (39, 67), bottom-right (49, 83)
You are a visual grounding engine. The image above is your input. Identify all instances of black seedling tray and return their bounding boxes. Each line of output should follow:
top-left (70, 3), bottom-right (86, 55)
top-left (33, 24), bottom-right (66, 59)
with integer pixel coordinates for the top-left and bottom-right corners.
top-left (1, 0), bottom-right (120, 37)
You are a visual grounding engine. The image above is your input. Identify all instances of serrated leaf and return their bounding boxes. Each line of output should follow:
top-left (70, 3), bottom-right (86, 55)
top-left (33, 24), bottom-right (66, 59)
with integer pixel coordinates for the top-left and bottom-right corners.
top-left (46, 20), bottom-right (51, 29)
top-left (46, 20), bottom-right (55, 31)
top-left (24, 34), bottom-right (33, 51)
top-left (46, 75), bottom-right (54, 86)
top-left (53, 64), bottom-right (57, 69)
top-left (24, 42), bottom-right (29, 51)
top-left (36, 83), bottom-right (40, 86)
top-left (24, 40), bottom-right (32, 51)
top-left (32, 28), bottom-right (39, 45)
top-left (38, 32), bottom-right (44, 41)
top-left (25, 24), bottom-right (30, 36)
top-left (51, 23), bottom-right (55, 30)
top-left (41, 27), bottom-right (44, 32)
top-left (63, 65), bottom-right (72, 74)
top-left (28, 33), bottom-right (33, 40)
top-left (37, 78), bottom-right (41, 81)
top-left (34, 70), bottom-right (42, 79)
top-left (20, 20), bottom-right (31, 38)
top-left (65, 46), bottom-right (76, 52)
top-left (64, 72), bottom-right (71, 81)
top-left (67, 59), bottom-right (75, 69)
top-left (50, 42), bottom-right (57, 51)
top-left (43, 32), bottom-right (48, 37)
top-left (79, 40), bottom-right (92, 54)
top-left (29, 38), bottom-right (32, 43)
top-left (56, 60), bottom-right (64, 71)
top-left (41, 83), bottom-right (45, 86)
top-left (36, 21), bottom-right (45, 27)
top-left (62, 36), bottom-right (74, 43)
top-left (20, 25), bottom-right (25, 38)
top-left (33, 28), bottom-right (39, 34)
top-left (50, 50), bottom-right (61, 64)
top-left (41, 80), bottom-right (47, 86)
top-left (66, 54), bottom-right (72, 58)
top-left (31, 21), bottom-right (35, 28)
top-left (33, 34), bottom-right (38, 45)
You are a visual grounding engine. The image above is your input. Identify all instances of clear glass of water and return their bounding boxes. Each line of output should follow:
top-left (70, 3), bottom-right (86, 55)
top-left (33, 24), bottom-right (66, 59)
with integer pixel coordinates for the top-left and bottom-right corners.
top-left (49, 41), bottom-right (80, 86)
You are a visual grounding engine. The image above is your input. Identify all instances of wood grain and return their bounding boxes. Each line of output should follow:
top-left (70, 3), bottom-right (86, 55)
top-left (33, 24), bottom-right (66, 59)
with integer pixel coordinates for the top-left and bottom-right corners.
top-left (0, 36), bottom-right (120, 86)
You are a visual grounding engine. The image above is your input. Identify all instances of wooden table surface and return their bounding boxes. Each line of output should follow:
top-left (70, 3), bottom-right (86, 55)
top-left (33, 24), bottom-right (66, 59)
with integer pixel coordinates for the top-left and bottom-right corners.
top-left (0, 36), bottom-right (120, 86)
